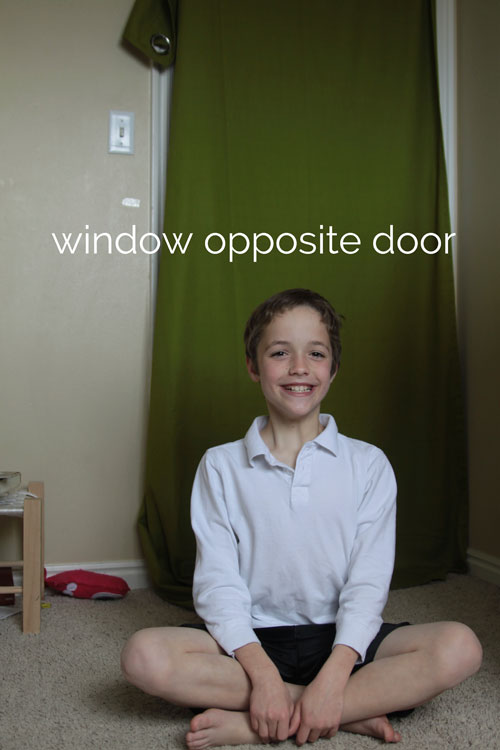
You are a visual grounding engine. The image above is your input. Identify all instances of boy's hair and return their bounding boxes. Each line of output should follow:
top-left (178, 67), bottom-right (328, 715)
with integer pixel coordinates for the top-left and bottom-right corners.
top-left (244, 288), bottom-right (343, 376)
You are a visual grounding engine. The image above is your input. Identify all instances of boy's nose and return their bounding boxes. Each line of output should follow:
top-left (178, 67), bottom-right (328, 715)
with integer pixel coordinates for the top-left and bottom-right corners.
top-left (289, 356), bottom-right (308, 374)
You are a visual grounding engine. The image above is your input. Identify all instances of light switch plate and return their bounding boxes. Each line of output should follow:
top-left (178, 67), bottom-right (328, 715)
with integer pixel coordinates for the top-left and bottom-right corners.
top-left (109, 110), bottom-right (135, 154)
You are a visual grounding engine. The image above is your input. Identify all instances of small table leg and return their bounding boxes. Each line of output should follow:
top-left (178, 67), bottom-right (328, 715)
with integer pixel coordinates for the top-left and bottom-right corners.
top-left (23, 483), bottom-right (43, 634)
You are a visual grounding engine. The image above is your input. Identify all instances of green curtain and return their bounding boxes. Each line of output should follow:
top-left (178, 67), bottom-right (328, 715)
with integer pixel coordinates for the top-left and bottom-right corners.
top-left (124, 0), bottom-right (467, 608)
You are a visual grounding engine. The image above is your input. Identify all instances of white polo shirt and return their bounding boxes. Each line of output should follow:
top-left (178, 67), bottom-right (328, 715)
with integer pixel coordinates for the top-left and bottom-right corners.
top-left (191, 414), bottom-right (396, 662)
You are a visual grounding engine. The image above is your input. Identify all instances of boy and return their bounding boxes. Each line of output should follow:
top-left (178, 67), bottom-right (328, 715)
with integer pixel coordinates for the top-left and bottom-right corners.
top-left (122, 289), bottom-right (482, 748)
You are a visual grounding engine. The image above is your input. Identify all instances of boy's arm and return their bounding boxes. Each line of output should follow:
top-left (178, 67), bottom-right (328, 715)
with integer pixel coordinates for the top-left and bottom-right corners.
top-left (333, 446), bottom-right (397, 660)
top-left (191, 453), bottom-right (294, 742)
top-left (289, 448), bottom-right (396, 744)
top-left (191, 451), bottom-right (259, 655)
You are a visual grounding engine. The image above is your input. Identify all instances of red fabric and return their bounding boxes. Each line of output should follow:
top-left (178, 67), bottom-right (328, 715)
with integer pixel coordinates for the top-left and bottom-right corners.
top-left (45, 569), bottom-right (130, 599)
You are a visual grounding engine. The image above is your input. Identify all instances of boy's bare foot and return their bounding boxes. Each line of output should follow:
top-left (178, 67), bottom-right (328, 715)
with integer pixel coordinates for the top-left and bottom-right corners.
top-left (341, 715), bottom-right (402, 743)
top-left (185, 708), bottom-right (402, 748)
top-left (185, 708), bottom-right (259, 749)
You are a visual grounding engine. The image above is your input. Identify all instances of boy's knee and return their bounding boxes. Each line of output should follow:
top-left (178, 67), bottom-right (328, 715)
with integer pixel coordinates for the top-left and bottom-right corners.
top-left (121, 628), bottom-right (172, 692)
top-left (121, 629), bottom-right (152, 683)
top-left (456, 623), bottom-right (483, 676)
top-left (433, 622), bottom-right (482, 686)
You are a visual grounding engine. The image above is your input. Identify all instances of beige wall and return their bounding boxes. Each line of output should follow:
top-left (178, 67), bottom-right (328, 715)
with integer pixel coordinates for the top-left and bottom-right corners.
top-left (457, 0), bottom-right (500, 559)
top-left (0, 1), bottom-right (152, 563)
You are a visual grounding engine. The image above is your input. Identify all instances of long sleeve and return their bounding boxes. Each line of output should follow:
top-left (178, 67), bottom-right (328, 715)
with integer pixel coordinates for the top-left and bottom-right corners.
top-left (191, 451), bottom-right (260, 656)
top-left (333, 447), bottom-right (397, 661)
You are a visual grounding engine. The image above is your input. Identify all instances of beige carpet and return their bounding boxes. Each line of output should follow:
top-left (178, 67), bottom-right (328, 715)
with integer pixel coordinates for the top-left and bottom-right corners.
top-left (1, 574), bottom-right (499, 750)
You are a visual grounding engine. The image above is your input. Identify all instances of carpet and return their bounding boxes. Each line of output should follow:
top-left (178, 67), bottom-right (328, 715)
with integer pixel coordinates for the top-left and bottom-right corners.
top-left (0, 574), bottom-right (498, 750)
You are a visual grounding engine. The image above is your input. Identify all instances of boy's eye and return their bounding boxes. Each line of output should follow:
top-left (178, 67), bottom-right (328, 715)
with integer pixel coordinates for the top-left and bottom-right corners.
top-left (311, 351), bottom-right (326, 358)
top-left (270, 350), bottom-right (287, 357)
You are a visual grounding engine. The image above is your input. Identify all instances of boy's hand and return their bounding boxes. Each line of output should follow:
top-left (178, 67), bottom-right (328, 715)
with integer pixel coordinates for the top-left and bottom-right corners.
top-left (249, 676), bottom-right (295, 742)
top-left (290, 680), bottom-right (344, 745)
top-left (290, 643), bottom-right (359, 745)
top-left (234, 642), bottom-right (294, 742)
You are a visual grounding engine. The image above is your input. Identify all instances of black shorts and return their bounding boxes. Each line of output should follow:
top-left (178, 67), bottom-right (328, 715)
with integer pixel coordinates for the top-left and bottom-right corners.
top-left (182, 620), bottom-right (413, 718)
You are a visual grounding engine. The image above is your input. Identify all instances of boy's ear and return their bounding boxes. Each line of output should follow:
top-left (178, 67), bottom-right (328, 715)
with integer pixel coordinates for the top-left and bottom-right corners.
top-left (246, 356), bottom-right (260, 382)
top-left (329, 365), bottom-right (338, 384)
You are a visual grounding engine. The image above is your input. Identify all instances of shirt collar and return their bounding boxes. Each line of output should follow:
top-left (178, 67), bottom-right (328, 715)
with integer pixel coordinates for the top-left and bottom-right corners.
top-left (314, 413), bottom-right (339, 456)
top-left (244, 413), bottom-right (339, 466)
top-left (244, 416), bottom-right (269, 465)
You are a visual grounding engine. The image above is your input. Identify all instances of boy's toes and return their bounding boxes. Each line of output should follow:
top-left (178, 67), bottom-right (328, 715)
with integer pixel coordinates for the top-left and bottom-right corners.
top-left (190, 711), bottom-right (213, 733)
top-left (380, 717), bottom-right (402, 743)
top-left (187, 708), bottom-right (225, 747)
top-left (186, 732), bottom-right (210, 750)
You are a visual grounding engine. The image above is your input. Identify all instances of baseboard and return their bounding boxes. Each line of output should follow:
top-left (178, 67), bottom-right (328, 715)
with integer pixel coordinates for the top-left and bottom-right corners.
top-left (12, 552), bottom-right (500, 591)
top-left (14, 559), bottom-right (151, 590)
top-left (467, 548), bottom-right (500, 587)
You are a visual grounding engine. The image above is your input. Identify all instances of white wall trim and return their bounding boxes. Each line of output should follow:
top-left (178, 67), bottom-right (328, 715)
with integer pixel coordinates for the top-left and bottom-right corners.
top-left (33, 553), bottom-right (500, 591)
top-left (436, 0), bottom-right (458, 292)
top-left (436, 0), bottom-right (457, 236)
top-left (18, 559), bottom-right (152, 590)
top-left (467, 548), bottom-right (500, 587)
top-left (150, 64), bottom-right (173, 332)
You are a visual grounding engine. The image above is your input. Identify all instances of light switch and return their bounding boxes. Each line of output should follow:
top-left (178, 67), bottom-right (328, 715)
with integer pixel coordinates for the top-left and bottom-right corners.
top-left (109, 111), bottom-right (135, 154)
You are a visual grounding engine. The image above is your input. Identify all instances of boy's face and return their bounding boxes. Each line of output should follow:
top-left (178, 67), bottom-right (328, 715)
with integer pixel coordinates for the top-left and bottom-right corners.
top-left (247, 305), bottom-right (336, 424)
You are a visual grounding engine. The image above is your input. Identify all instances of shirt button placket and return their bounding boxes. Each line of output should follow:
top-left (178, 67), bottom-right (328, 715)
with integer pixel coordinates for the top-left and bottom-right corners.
top-left (290, 448), bottom-right (312, 508)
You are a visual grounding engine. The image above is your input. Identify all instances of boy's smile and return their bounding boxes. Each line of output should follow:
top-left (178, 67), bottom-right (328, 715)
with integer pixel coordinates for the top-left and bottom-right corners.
top-left (247, 305), bottom-right (336, 425)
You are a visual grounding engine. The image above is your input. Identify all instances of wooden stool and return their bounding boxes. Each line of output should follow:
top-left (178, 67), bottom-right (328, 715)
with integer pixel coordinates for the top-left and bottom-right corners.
top-left (0, 481), bottom-right (44, 633)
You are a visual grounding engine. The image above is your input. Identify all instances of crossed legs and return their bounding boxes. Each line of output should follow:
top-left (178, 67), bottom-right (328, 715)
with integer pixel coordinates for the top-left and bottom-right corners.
top-left (121, 621), bottom-right (482, 747)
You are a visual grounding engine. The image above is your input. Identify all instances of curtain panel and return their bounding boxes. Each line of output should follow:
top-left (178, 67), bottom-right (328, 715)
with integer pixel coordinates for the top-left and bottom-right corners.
top-left (124, 0), bottom-right (466, 607)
